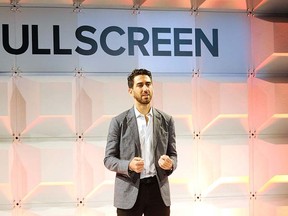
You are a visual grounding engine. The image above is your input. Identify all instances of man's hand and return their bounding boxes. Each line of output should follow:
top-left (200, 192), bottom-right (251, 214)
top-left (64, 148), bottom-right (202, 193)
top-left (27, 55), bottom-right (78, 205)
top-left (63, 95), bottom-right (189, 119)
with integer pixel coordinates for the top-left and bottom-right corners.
top-left (158, 155), bottom-right (173, 170)
top-left (129, 157), bottom-right (144, 173)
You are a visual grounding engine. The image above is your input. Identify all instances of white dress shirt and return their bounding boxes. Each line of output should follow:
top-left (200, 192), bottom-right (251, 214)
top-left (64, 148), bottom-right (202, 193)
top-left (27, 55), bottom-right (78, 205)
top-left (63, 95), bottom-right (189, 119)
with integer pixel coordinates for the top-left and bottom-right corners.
top-left (134, 106), bottom-right (156, 179)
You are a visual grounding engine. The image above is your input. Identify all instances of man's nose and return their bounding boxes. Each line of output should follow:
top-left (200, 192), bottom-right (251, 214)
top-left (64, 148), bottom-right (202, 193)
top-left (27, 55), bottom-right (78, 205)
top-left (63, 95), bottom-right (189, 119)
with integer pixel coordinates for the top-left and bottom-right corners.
top-left (143, 84), bottom-right (149, 91)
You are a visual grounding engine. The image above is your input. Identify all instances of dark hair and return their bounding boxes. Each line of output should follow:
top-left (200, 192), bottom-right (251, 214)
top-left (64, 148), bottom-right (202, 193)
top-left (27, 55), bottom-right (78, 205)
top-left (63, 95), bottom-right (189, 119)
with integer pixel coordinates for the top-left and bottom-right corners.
top-left (127, 69), bottom-right (152, 88)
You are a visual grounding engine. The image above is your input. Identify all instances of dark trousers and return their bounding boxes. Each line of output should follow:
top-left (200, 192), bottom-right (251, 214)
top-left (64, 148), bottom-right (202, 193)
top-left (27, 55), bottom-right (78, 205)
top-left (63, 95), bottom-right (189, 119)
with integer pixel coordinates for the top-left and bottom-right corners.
top-left (117, 176), bottom-right (170, 216)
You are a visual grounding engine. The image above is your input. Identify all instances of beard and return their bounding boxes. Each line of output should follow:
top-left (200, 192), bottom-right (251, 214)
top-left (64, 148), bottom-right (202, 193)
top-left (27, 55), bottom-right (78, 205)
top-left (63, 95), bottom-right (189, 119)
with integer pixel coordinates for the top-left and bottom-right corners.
top-left (134, 94), bottom-right (152, 105)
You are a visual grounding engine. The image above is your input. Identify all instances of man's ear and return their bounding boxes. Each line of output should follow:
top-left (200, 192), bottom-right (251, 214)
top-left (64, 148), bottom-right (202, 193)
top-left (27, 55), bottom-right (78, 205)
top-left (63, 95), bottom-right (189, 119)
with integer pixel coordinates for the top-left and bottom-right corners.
top-left (128, 88), bottom-right (132, 95)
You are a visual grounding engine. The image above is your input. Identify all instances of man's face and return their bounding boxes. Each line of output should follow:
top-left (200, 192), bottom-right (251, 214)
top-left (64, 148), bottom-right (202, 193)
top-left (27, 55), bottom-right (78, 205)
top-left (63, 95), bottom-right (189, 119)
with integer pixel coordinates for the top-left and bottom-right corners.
top-left (129, 75), bottom-right (153, 105)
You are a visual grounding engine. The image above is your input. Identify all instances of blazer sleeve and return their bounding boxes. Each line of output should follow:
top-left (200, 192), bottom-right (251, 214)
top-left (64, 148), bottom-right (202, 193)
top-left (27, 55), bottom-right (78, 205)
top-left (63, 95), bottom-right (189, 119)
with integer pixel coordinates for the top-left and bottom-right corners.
top-left (103, 116), bottom-right (130, 176)
top-left (166, 116), bottom-right (177, 174)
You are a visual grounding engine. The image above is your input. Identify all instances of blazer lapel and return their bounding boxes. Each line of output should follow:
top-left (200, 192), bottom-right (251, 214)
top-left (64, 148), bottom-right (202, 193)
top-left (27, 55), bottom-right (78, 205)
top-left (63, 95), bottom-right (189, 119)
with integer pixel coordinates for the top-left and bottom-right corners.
top-left (126, 107), bottom-right (141, 156)
top-left (152, 107), bottom-right (161, 152)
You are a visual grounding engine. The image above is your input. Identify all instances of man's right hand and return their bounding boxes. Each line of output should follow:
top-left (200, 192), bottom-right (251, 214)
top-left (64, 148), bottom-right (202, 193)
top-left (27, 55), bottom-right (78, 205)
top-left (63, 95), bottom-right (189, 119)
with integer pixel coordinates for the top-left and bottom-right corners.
top-left (129, 157), bottom-right (144, 173)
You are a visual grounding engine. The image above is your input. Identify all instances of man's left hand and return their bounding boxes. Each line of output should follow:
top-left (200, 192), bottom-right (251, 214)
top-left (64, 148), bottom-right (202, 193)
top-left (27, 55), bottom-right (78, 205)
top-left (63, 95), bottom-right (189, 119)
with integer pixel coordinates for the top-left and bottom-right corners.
top-left (158, 155), bottom-right (173, 170)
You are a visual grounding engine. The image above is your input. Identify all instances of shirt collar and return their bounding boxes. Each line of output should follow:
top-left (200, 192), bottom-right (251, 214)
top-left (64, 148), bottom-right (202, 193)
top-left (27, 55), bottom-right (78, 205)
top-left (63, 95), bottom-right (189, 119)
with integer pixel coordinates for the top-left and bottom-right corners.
top-left (134, 106), bottom-right (153, 118)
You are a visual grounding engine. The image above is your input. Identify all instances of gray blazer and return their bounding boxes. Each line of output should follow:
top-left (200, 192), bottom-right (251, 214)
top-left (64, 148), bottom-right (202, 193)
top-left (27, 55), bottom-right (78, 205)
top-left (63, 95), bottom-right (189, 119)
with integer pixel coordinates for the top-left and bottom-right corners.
top-left (104, 107), bottom-right (177, 209)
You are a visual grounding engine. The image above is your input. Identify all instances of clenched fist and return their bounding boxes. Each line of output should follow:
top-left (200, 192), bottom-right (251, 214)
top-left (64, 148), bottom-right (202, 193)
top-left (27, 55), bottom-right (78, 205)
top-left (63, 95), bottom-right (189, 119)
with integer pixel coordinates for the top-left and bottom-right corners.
top-left (129, 157), bottom-right (144, 173)
top-left (158, 155), bottom-right (173, 170)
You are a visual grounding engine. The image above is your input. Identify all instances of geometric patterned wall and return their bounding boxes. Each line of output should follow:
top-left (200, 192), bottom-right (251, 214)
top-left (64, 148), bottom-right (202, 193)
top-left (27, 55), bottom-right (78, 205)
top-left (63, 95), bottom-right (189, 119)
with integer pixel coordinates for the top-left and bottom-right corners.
top-left (2, 70), bottom-right (288, 216)
top-left (1, 2), bottom-right (288, 216)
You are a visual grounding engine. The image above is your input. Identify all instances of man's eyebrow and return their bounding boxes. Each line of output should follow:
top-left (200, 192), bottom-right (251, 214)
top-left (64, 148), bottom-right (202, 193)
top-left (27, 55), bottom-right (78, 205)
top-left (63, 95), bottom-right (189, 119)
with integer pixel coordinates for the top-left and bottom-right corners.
top-left (136, 81), bottom-right (151, 84)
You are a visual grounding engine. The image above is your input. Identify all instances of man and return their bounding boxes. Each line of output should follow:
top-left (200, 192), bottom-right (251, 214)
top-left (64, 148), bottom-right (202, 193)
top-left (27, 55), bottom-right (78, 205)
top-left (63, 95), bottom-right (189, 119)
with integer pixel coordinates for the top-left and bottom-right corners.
top-left (104, 68), bottom-right (177, 216)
